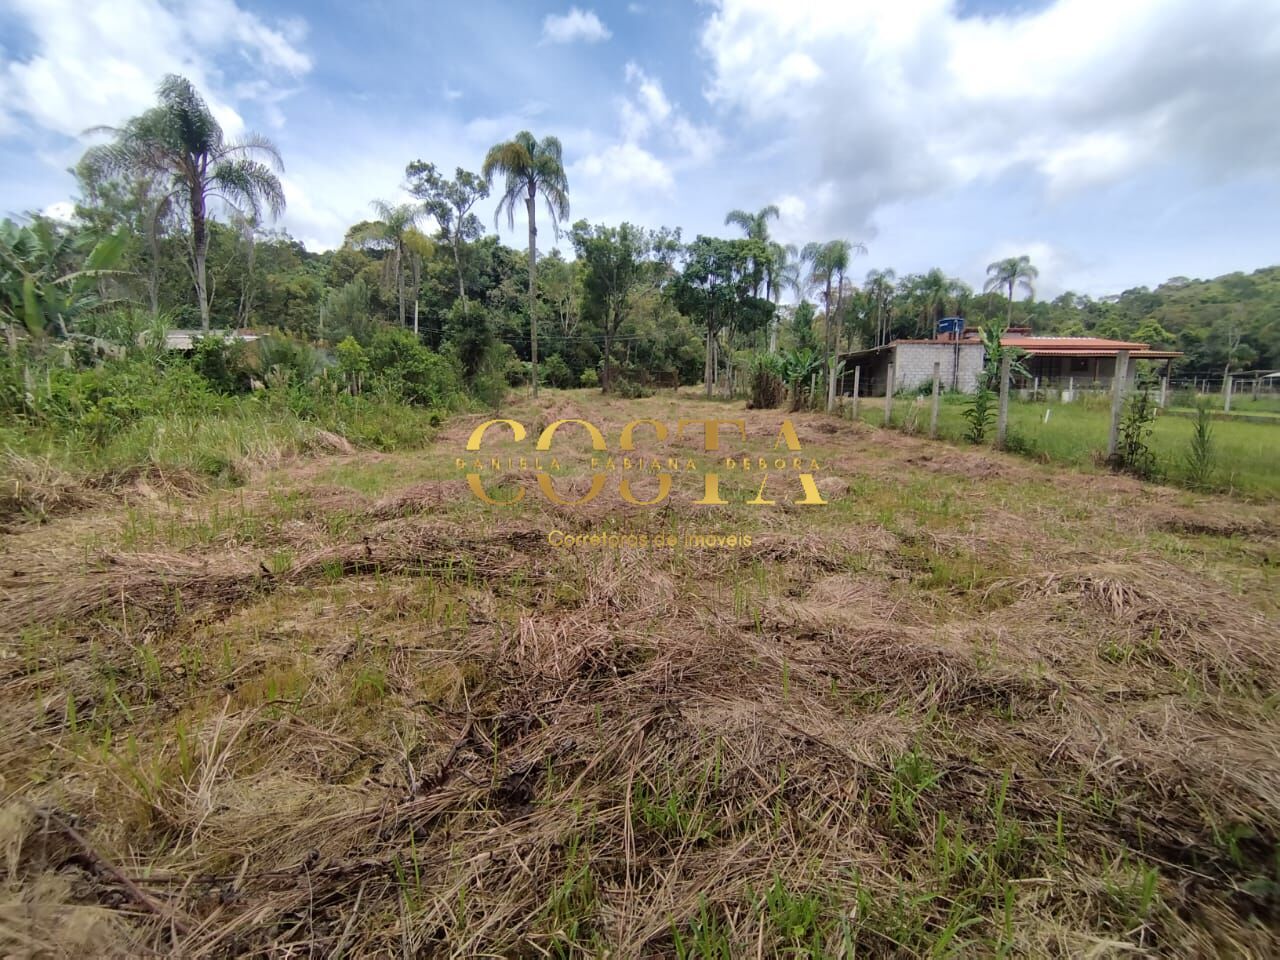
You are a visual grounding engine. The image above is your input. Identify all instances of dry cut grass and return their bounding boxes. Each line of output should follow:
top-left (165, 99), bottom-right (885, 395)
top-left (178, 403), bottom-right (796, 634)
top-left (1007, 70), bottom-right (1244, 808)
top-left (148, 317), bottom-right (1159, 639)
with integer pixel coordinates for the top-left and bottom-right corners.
top-left (1, 389), bottom-right (1278, 958)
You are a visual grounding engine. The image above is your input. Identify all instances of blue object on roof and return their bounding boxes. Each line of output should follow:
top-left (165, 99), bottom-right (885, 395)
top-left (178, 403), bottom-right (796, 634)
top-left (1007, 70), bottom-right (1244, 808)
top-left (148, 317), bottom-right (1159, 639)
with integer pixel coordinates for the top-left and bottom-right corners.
top-left (937, 317), bottom-right (965, 334)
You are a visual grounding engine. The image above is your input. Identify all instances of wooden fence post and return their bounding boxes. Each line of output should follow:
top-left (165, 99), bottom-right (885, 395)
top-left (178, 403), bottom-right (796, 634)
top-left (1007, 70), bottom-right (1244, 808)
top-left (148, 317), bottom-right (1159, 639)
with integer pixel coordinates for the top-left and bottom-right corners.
top-left (852, 365), bottom-right (861, 422)
top-left (929, 361), bottom-right (941, 439)
top-left (1107, 349), bottom-right (1129, 460)
top-left (884, 362), bottom-right (894, 427)
top-left (996, 354), bottom-right (1011, 447)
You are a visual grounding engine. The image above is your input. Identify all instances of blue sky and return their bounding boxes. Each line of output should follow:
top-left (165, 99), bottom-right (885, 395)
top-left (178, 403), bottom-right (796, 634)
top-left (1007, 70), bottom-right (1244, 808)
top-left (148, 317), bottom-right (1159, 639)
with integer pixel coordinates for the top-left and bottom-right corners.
top-left (2, 0), bottom-right (1278, 299)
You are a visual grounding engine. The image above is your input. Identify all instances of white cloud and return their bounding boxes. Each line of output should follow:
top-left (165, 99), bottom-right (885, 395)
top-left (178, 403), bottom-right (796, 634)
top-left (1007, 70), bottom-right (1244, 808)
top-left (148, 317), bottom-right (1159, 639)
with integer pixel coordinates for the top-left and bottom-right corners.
top-left (1, 0), bottom-right (311, 139)
top-left (571, 63), bottom-right (721, 209)
top-left (41, 200), bottom-right (76, 222)
top-left (576, 142), bottom-right (674, 193)
top-left (701, 0), bottom-right (1280, 233)
top-left (541, 7), bottom-right (611, 45)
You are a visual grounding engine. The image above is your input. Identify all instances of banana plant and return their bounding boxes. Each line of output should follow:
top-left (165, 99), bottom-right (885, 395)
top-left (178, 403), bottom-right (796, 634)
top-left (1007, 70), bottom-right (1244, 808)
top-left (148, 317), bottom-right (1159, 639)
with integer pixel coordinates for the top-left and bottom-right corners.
top-left (781, 346), bottom-right (823, 410)
top-left (0, 218), bottom-right (126, 342)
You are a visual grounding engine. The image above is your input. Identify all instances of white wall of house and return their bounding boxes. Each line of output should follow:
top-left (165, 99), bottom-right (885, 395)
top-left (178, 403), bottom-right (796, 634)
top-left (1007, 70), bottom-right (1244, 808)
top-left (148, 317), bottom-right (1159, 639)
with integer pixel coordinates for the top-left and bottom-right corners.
top-left (891, 342), bottom-right (984, 393)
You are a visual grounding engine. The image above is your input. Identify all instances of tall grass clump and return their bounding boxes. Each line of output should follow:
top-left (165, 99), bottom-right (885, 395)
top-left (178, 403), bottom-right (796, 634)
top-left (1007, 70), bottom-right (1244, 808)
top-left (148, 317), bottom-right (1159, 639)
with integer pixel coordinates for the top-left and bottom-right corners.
top-left (747, 353), bottom-right (786, 409)
top-left (1183, 400), bottom-right (1217, 490)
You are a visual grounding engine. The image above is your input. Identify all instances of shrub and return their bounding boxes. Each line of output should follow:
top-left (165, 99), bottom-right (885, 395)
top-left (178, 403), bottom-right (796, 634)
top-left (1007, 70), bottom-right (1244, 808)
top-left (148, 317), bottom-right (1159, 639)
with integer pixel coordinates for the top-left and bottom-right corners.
top-left (580, 368), bottom-right (599, 388)
top-left (505, 356), bottom-right (530, 386)
top-left (1184, 400), bottom-right (1216, 490)
top-left (748, 354), bottom-right (786, 409)
top-left (255, 334), bottom-right (322, 385)
top-left (335, 336), bottom-right (369, 393)
top-left (963, 386), bottom-right (995, 443)
top-left (190, 334), bottom-right (252, 394)
top-left (541, 353), bottom-right (574, 389)
top-left (615, 379), bottom-right (652, 399)
top-left (1114, 386), bottom-right (1159, 479)
top-left (365, 328), bottom-right (463, 408)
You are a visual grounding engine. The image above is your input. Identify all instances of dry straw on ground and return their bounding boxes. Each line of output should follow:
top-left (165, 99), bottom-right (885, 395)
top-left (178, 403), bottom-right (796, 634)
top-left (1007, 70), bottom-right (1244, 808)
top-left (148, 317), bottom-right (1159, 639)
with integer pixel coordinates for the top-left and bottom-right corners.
top-left (1, 393), bottom-right (1277, 957)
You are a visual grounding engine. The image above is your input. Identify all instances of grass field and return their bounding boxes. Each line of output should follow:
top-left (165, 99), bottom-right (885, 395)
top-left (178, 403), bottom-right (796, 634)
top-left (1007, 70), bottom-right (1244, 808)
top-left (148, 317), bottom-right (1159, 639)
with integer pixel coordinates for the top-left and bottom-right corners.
top-left (854, 393), bottom-right (1280, 499)
top-left (2, 388), bottom-right (1278, 957)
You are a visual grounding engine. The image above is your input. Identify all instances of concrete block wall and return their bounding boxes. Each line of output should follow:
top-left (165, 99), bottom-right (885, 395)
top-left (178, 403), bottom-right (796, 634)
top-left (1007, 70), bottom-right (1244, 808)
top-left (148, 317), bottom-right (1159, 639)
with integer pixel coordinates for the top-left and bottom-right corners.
top-left (891, 342), bottom-right (983, 393)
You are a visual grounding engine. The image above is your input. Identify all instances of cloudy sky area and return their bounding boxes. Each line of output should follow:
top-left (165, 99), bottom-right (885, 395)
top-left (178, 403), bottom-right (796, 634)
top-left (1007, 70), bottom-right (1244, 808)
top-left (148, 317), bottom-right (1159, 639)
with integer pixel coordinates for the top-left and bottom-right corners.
top-left (1, 0), bottom-right (1278, 298)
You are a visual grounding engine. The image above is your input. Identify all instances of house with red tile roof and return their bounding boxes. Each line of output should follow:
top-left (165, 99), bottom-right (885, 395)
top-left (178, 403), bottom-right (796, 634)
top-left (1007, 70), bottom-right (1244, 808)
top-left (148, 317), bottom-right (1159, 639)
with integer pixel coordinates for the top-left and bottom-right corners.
top-left (837, 326), bottom-right (1181, 396)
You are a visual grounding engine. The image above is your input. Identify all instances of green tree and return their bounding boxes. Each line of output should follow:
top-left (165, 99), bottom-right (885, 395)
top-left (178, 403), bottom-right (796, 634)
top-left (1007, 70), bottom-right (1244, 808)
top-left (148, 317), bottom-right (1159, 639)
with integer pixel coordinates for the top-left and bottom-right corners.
top-left (482, 131), bottom-right (571, 397)
top-left (724, 204), bottom-right (780, 298)
top-left (82, 74), bottom-right (285, 330)
top-left (984, 255), bottom-right (1038, 327)
top-left (352, 201), bottom-right (424, 330)
top-left (406, 162), bottom-right (489, 314)
top-left (570, 220), bottom-right (679, 392)
top-left (673, 236), bottom-right (773, 397)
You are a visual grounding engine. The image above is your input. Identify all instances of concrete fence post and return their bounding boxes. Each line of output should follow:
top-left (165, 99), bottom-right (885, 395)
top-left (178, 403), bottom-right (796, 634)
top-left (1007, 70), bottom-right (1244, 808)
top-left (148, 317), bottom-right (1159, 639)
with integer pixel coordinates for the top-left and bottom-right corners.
top-left (1107, 349), bottom-right (1129, 460)
top-left (996, 353), bottom-right (1012, 447)
top-left (884, 362), bottom-right (895, 427)
top-left (930, 361), bottom-right (941, 439)
top-left (1159, 376), bottom-right (1168, 409)
top-left (852, 365), bottom-right (861, 422)
top-left (1225, 374), bottom-right (1234, 413)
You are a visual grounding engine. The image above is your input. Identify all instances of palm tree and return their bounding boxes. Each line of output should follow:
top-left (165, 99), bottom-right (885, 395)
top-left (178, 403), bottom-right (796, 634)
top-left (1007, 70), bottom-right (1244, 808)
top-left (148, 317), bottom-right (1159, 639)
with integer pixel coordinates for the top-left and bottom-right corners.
top-left (725, 204), bottom-right (780, 297)
top-left (353, 201), bottom-right (425, 329)
top-left (482, 132), bottom-right (570, 397)
top-left (984, 255), bottom-right (1038, 326)
top-left (917, 268), bottom-right (949, 338)
top-left (865, 268), bottom-right (895, 347)
top-left (801, 239), bottom-right (865, 409)
top-left (764, 241), bottom-right (799, 351)
top-left (82, 74), bottom-right (285, 330)
top-left (724, 204), bottom-right (780, 242)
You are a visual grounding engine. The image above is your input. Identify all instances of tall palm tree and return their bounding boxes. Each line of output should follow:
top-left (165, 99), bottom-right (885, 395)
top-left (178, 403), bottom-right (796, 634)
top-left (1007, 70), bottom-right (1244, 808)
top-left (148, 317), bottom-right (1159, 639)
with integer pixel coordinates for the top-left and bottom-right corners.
top-left (726, 205), bottom-right (780, 300)
top-left (917, 268), bottom-right (950, 338)
top-left (802, 239), bottom-right (866, 410)
top-left (984, 255), bottom-right (1038, 326)
top-left (354, 201), bottom-right (424, 329)
top-left (82, 74), bottom-right (285, 330)
top-left (865, 268), bottom-right (896, 347)
top-left (482, 132), bottom-right (570, 397)
top-left (724, 204), bottom-right (780, 242)
top-left (764, 241), bottom-right (799, 352)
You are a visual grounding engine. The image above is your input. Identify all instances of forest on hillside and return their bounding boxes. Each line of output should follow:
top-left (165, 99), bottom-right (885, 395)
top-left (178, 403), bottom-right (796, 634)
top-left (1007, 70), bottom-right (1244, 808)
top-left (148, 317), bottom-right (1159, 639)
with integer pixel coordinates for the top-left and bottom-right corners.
top-left (3, 74), bottom-right (1277, 406)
